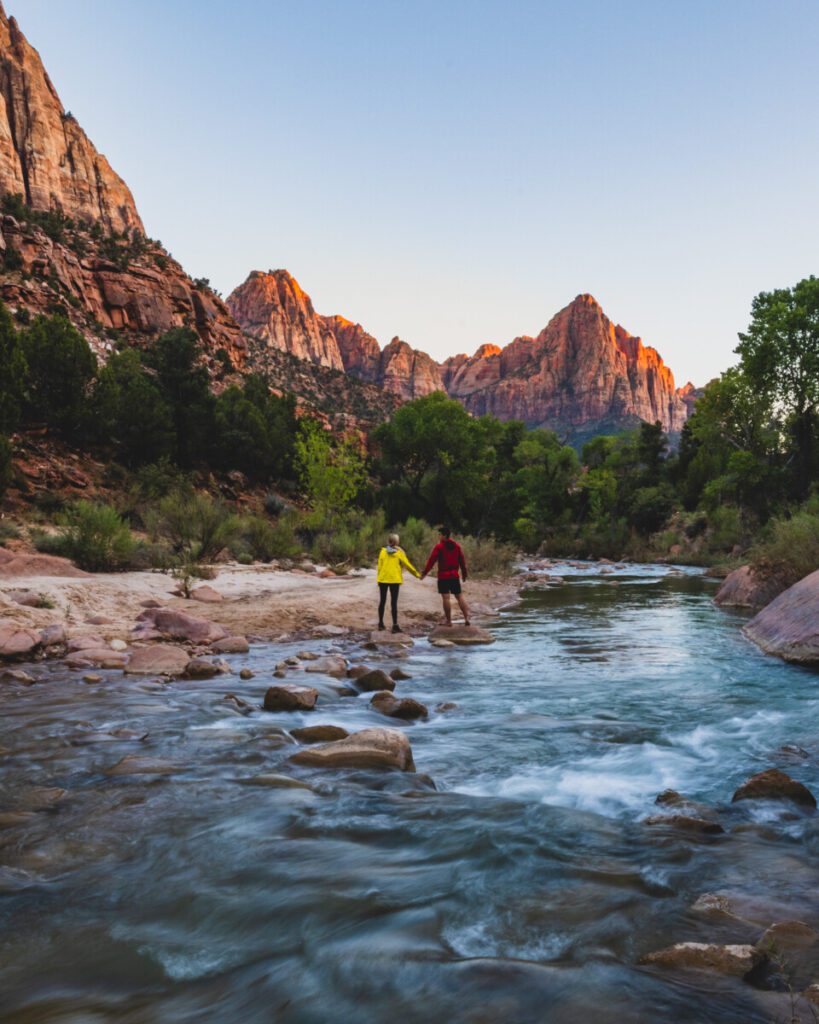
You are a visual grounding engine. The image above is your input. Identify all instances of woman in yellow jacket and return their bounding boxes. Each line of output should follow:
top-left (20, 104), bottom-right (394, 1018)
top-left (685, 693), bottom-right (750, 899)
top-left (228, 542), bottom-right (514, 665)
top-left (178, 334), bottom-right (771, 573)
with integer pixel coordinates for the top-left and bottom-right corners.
top-left (377, 533), bottom-right (421, 633)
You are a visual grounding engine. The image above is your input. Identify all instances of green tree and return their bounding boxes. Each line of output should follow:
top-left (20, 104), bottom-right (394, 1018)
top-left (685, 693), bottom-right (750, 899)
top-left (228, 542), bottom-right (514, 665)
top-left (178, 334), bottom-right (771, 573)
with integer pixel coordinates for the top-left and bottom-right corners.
top-left (0, 434), bottom-right (12, 500)
top-left (213, 385), bottom-right (271, 478)
top-left (144, 328), bottom-right (214, 465)
top-left (0, 302), bottom-right (26, 433)
top-left (736, 276), bottom-right (819, 496)
top-left (295, 420), bottom-right (366, 522)
top-left (91, 350), bottom-right (175, 466)
top-left (21, 314), bottom-right (97, 434)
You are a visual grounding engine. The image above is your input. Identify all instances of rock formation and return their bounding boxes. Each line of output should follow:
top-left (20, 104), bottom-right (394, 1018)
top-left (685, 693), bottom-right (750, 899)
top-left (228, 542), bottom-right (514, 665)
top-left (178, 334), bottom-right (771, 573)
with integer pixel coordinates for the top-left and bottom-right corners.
top-left (0, 6), bottom-right (246, 365)
top-left (441, 295), bottom-right (688, 437)
top-left (0, 4), bottom-right (141, 235)
top-left (227, 270), bottom-right (344, 369)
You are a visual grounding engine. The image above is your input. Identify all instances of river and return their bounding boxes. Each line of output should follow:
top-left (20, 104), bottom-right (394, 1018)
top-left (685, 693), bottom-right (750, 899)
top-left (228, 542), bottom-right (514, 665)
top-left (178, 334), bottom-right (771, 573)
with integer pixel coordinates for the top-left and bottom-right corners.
top-left (1, 564), bottom-right (818, 1022)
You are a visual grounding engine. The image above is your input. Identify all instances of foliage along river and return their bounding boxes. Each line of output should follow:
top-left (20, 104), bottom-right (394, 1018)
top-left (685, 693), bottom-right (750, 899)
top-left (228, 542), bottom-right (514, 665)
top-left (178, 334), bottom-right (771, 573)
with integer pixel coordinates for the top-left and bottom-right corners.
top-left (1, 565), bottom-right (819, 1023)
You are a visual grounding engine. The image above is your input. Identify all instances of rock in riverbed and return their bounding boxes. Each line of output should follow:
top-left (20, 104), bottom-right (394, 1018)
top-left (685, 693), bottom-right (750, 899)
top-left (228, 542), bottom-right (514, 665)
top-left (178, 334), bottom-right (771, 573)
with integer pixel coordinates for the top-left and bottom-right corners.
top-left (640, 942), bottom-right (765, 976)
top-left (370, 691), bottom-right (428, 720)
top-left (290, 725), bottom-right (349, 743)
top-left (211, 636), bottom-right (250, 654)
top-left (354, 669), bottom-right (396, 693)
top-left (134, 608), bottom-right (227, 645)
top-left (125, 645), bottom-right (190, 677)
top-left (428, 625), bottom-right (494, 645)
top-left (290, 727), bottom-right (415, 772)
top-left (0, 622), bottom-right (41, 660)
top-left (389, 667), bottom-right (412, 681)
top-left (366, 631), bottom-right (414, 646)
top-left (744, 568), bottom-right (819, 664)
top-left (644, 814), bottom-right (725, 835)
top-left (732, 768), bottom-right (816, 807)
top-left (263, 684), bottom-right (319, 712)
top-left (714, 565), bottom-right (786, 610)
top-left (304, 656), bottom-right (347, 678)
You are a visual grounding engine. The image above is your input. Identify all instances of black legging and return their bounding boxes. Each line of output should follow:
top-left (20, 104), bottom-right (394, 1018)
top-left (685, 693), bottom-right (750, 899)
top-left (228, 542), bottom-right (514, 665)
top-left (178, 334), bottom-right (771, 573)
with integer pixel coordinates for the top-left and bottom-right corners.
top-left (378, 582), bottom-right (400, 625)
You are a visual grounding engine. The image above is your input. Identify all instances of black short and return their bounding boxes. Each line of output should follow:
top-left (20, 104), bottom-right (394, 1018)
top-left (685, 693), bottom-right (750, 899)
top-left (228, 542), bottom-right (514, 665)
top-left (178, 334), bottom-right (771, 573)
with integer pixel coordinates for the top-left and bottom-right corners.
top-left (437, 578), bottom-right (462, 595)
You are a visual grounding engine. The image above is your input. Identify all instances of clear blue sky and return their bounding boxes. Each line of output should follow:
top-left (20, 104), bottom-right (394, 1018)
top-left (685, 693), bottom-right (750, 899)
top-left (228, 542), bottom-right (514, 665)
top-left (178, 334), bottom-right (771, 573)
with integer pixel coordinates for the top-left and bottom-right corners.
top-left (15, 0), bottom-right (819, 384)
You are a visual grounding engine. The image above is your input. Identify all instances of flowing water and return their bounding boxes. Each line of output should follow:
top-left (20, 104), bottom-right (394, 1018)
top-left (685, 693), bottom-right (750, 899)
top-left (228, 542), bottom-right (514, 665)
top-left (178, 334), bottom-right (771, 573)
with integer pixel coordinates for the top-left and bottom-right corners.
top-left (2, 565), bottom-right (819, 1023)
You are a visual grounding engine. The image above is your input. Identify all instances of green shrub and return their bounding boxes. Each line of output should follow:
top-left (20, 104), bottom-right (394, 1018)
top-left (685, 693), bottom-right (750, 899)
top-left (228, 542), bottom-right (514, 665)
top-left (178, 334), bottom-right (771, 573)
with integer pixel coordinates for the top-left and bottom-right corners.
top-left (460, 535), bottom-right (517, 577)
top-left (750, 503), bottom-right (819, 588)
top-left (237, 512), bottom-right (302, 562)
top-left (146, 489), bottom-right (240, 563)
top-left (309, 509), bottom-right (386, 567)
top-left (50, 501), bottom-right (137, 572)
top-left (0, 434), bottom-right (12, 501)
top-left (237, 551), bottom-right (253, 566)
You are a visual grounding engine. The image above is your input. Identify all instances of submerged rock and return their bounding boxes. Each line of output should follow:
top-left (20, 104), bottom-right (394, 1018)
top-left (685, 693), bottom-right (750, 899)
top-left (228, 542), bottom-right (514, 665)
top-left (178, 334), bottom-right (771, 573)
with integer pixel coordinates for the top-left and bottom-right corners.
top-left (239, 668), bottom-right (254, 680)
top-left (263, 684), bottom-right (319, 712)
top-left (290, 724), bottom-right (349, 744)
top-left (125, 645), bottom-right (190, 677)
top-left (347, 664), bottom-right (372, 679)
top-left (370, 691), bottom-right (428, 720)
top-left (354, 669), bottom-right (396, 693)
top-left (643, 814), bottom-right (725, 835)
top-left (290, 727), bottom-right (415, 772)
top-left (428, 624), bottom-right (495, 645)
top-left (107, 755), bottom-right (181, 776)
top-left (731, 768), bottom-right (816, 808)
top-left (756, 920), bottom-right (819, 953)
top-left (640, 942), bottom-right (765, 976)
top-left (304, 655), bottom-right (347, 678)
top-left (389, 667), bottom-right (412, 681)
top-left (185, 657), bottom-right (220, 679)
top-left (744, 569), bottom-right (819, 664)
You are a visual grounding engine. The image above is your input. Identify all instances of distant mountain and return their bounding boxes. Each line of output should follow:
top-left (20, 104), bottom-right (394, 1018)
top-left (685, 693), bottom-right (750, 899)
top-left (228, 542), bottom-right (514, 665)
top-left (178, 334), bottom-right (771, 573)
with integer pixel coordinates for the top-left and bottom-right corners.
top-left (229, 271), bottom-right (690, 438)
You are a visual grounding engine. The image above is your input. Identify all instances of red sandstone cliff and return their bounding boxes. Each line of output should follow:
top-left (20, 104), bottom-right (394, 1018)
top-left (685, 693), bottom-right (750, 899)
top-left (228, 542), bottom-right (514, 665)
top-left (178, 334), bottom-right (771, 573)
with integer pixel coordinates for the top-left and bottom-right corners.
top-left (0, 4), bottom-right (142, 235)
top-left (0, 6), bottom-right (245, 365)
top-left (227, 270), bottom-right (344, 370)
top-left (441, 295), bottom-right (688, 435)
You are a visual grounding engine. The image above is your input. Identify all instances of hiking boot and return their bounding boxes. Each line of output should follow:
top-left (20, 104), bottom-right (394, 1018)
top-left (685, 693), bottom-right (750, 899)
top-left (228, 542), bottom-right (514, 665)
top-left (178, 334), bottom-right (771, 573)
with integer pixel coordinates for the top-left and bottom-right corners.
top-left (377, 622), bottom-right (385, 631)
top-left (391, 624), bottom-right (401, 634)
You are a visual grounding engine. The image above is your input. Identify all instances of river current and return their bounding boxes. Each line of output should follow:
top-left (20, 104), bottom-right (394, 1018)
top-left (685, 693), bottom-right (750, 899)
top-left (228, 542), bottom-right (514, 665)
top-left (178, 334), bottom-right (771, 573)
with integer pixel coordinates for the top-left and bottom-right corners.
top-left (1, 565), bottom-right (818, 1022)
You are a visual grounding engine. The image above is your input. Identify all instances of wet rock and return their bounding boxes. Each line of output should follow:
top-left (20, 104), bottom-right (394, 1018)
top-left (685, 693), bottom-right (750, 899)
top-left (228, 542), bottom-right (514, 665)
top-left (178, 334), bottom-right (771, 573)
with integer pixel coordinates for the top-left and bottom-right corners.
top-left (337, 687), bottom-right (358, 697)
top-left (354, 669), bottom-right (396, 693)
top-left (64, 648), bottom-right (128, 670)
top-left (125, 645), bottom-right (191, 677)
top-left (239, 668), bottom-right (254, 680)
top-left (212, 658), bottom-right (232, 674)
top-left (655, 789), bottom-right (684, 806)
top-left (297, 651), bottom-right (320, 661)
top-left (134, 608), bottom-right (228, 644)
top-left (756, 921), bottom-right (819, 953)
top-left (428, 624), bottom-right (495, 645)
top-left (107, 755), bottom-right (181, 776)
top-left (390, 667), bottom-right (412, 681)
top-left (273, 669), bottom-right (286, 679)
top-left (263, 684), bottom-right (318, 712)
top-left (40, 624), bottom-right (66, 647)
top-left (0, 622), bottom-right (42, 659)
top-left (643, 814), bottom-right (725, 835)
top-left (185, 657), bottom-right (220, 679)
top-left (23, 787), bottom-right (66, 811)
top-left (82, 674), bottom-right (102, 684)
top-left (436, 701), bottom-right (458, 712)
top-left (370, 691), bottom-right (428, 720)
top-left (431, 639), bottom-right (455, 648)
top-left (639, 942), bottom-right (765, 976)
top-left (211, 635), bottom-right (250, 654)
top-left (1, 667), bottom-right (36, 685)
top-left (744, 569), bottom-right (819, 664)
top-left (714, 565), bottom-right (786, 610)
top-left (290, 724), bottom-right (349, 743)
top-left (241, 773), bottom-right (313, 790)
top-left (223, 693), bottom-right (254, 714)
top-left (190, 585), bottom-right (223, 603)
top-left (290, 727), bottom-right (415, 772)
top-left (732, 768), bottom-right (816, 807)
top-left (304, 655), bottom-right (347, 678)
top-left (779, 744), bottom-right (810, 759)
top-left (347, 664), bottom-right (372, 679)
top-left (367, 631), bottom-right (414, 646)
top-left (0, 811), bottom-right (37, 827)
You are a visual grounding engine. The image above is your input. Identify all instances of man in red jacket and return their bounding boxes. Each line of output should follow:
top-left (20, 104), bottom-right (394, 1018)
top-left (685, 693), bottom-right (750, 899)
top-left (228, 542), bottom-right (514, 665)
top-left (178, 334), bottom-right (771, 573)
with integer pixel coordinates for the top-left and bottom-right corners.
top-left (421, 526), bottom-right (471, 626)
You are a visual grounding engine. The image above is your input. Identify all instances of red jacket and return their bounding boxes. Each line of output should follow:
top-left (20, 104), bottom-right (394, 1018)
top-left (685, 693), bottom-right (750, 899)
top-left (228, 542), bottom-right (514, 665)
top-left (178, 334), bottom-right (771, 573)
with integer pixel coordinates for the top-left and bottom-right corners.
top-left (423, 539), bottom-right (467, 580)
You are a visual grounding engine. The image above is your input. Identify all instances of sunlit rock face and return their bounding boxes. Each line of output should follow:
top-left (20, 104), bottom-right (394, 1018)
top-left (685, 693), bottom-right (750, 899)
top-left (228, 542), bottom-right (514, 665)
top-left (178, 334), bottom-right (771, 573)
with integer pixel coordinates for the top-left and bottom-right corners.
top-left (441, 295), bottom-right (688, 435)
top-left (227, 270), bottom-right (345, 370)
top-left (0, 4), bottom-right (142, 235)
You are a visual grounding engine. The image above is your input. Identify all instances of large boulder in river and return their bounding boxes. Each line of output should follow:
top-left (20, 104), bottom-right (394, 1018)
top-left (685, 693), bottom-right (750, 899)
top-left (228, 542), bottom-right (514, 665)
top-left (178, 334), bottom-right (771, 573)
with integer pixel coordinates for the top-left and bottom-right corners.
top-left (714, 565), bottom-right (786, 610)
top-left (731, 768), bottom-right (816, 807)
top-left (354, 669), bottom-right (396, 693)
top-left (370, 691), bottom-right (428, 720)
top-left (0, 622), bottom-right (42, 660)
top-left (134, 607), bottom-right (228, 644)
top-left (290, 727), bottom-right (415, 772)
top-left (263, 684), bottom-right (318, 712)
top-left (125, 645), bottom-right (191, 677)
top-left (428, 624), bottom-right (495, 645)
top-left (639, 942), bottom-right (765, 977)
top-left (743, 569), bottom-right (819, 664)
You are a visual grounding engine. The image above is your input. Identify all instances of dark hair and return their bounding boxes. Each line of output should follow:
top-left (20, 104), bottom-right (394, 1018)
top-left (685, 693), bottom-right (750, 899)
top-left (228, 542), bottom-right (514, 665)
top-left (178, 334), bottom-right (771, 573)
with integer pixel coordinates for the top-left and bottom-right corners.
top-left (439, 525), bottom-right (451, 537)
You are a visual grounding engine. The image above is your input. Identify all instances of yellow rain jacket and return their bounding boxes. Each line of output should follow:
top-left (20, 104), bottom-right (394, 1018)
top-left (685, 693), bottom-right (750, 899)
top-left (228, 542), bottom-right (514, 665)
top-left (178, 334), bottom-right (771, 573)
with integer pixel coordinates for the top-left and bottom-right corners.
top-left (377, 546), bottom-right (420, 584)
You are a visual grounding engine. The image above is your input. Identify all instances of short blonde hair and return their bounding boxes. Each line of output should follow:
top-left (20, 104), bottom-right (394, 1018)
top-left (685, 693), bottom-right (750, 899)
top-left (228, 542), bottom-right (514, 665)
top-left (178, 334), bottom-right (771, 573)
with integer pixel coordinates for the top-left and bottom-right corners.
top-left (388, 533), bottom-right (399, 546)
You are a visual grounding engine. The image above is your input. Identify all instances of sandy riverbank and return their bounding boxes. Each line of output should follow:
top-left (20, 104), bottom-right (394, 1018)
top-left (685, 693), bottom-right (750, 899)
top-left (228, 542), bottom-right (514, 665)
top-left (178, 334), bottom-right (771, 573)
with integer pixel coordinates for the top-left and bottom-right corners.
top-left (0, 562), bottom-right (520, 644)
